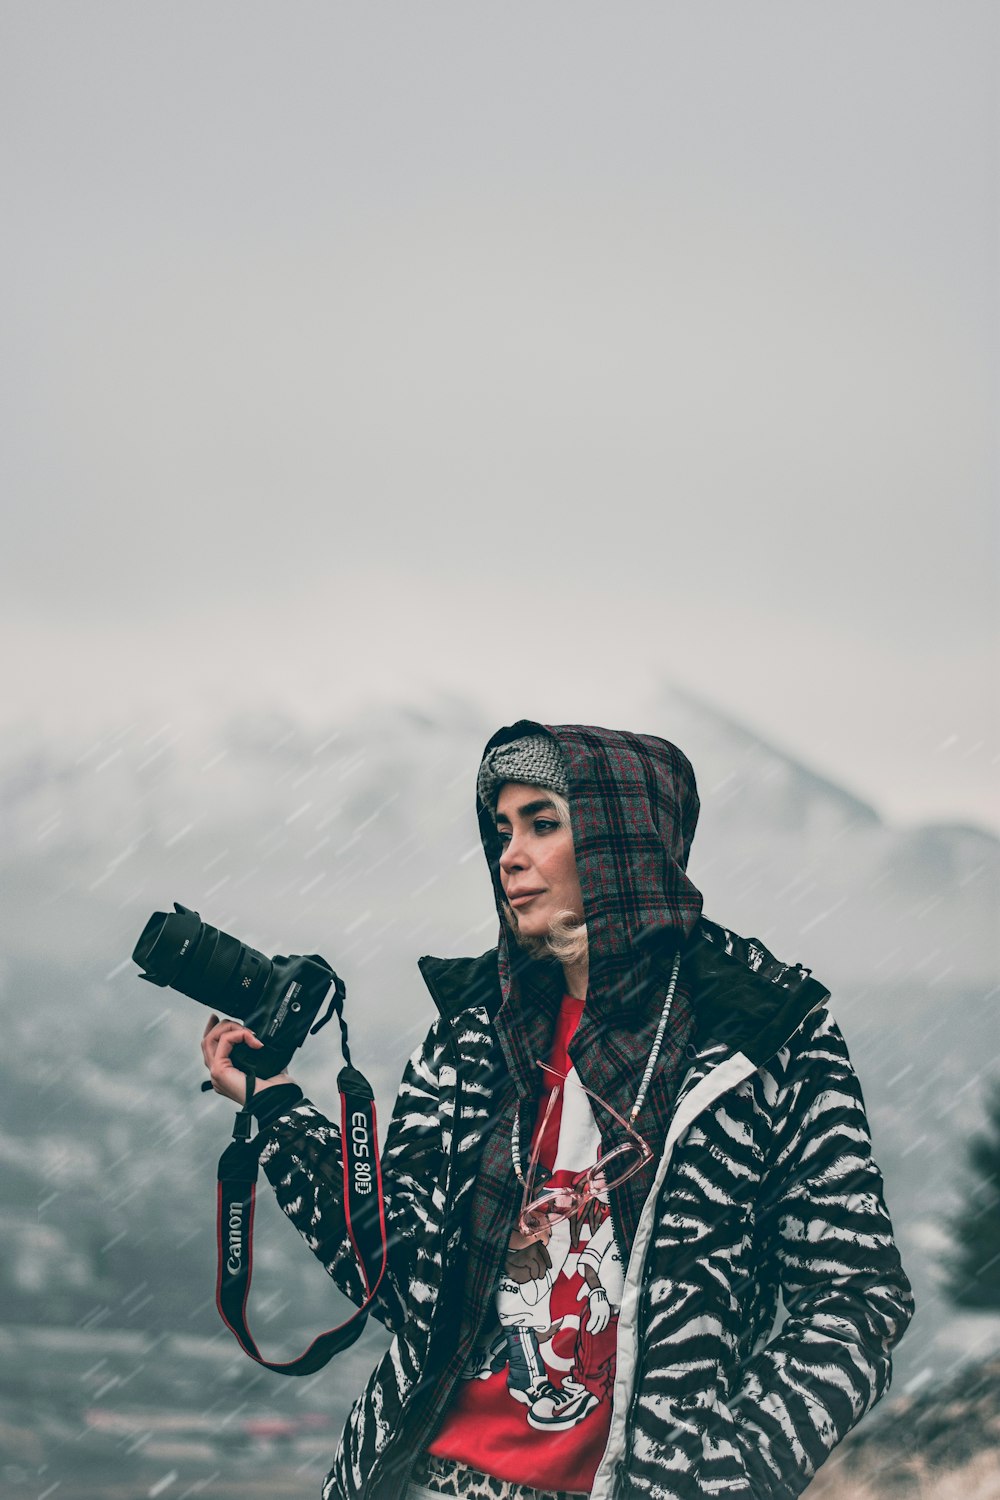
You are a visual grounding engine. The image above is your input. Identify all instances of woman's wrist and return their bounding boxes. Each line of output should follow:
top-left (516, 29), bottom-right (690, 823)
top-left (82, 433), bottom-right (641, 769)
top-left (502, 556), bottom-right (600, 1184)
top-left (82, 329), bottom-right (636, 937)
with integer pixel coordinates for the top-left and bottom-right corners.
top-left (251, 1072), bottom-right (295, 1093)
top-left (248, 1080), bottom-right (304, 1128)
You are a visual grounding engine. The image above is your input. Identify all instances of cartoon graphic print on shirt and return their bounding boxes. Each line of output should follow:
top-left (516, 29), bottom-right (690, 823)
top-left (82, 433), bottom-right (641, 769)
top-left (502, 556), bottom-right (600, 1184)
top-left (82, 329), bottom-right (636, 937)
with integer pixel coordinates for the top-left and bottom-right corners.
top-left (485, 1066), bottom-right (624, 1432)
top-left (429, 995), bottom-right (624, 1494)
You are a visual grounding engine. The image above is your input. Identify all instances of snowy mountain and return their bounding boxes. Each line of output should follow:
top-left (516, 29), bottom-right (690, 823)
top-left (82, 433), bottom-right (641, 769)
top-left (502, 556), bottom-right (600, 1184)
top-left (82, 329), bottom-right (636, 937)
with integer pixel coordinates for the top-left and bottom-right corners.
top-left (4, 687), bottom-right (994, 987)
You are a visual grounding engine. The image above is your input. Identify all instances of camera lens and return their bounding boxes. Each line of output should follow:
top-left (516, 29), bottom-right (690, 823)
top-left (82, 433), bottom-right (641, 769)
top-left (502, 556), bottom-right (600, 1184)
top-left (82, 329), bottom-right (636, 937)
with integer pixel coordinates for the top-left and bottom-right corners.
top-left (132, 903), bottom-right (271, 1017)
top-left (133, 905), bottom-right (203, 987)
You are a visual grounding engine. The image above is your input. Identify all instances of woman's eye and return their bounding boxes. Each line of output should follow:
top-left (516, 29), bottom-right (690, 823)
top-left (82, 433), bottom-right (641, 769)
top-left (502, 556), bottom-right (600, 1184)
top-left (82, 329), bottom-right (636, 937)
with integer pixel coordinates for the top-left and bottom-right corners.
top-left (495, 820), bottom-right (558, 846)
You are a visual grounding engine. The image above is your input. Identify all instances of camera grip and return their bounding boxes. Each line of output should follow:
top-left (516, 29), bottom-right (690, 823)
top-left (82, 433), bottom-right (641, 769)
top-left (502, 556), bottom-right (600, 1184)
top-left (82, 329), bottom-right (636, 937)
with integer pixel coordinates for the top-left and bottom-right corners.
top-left (229, 1036), bottom-right (288, 1080)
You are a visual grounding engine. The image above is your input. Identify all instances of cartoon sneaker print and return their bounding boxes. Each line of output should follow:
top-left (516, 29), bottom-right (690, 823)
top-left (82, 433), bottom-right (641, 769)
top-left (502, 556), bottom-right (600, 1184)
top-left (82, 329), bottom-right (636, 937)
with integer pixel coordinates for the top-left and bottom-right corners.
top-left (526, 1377), bottom-right (599, 1431)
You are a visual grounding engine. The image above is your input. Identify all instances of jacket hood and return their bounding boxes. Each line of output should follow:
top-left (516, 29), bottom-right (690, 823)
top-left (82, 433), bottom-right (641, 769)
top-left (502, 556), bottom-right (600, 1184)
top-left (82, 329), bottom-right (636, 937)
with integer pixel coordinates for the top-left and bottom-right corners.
top-left (477, 719), bottom-right (704, 978)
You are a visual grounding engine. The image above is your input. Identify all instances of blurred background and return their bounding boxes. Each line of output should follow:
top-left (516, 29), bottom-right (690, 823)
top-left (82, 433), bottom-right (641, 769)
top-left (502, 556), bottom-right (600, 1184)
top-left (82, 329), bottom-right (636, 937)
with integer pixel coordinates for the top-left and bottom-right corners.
top-left (1, 4), bottom-right (997, 1497)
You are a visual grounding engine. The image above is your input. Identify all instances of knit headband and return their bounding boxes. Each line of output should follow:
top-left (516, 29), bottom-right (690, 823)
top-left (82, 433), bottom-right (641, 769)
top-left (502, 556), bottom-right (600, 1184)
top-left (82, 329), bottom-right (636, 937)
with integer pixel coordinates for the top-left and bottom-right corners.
top-left (477, 734), bottom-right (569, 809)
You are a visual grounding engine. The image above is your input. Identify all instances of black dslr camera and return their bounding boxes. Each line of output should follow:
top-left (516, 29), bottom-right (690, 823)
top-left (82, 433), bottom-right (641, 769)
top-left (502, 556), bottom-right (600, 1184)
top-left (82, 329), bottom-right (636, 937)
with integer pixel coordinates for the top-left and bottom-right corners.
top-left (132, 902), bottom-right (342, 1079)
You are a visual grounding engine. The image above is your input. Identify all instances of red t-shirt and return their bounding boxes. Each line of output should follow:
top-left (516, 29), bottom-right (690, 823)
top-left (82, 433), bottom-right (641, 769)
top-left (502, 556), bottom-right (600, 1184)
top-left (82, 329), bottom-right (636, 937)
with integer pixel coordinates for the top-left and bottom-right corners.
top-left (428, 995), bottom-right (623, 1493)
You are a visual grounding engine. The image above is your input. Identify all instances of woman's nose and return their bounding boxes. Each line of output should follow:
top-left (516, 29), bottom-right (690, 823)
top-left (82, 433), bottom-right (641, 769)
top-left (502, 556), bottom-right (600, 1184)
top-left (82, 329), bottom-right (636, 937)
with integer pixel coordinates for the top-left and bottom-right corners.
top-left (499, 835), bottom-right (525, 872)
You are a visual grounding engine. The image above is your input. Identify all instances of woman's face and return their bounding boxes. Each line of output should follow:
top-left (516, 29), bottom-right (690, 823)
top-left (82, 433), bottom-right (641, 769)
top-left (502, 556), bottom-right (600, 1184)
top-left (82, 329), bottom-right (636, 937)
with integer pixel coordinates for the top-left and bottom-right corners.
top-left (494, 782), bottom-right (584, 940)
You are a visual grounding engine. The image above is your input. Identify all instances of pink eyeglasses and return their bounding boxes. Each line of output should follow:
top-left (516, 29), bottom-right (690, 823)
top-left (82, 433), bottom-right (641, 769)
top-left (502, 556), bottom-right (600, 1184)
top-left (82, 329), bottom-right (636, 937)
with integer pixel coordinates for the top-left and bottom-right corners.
top-left (512, 1063), bottom-right (653, 1245)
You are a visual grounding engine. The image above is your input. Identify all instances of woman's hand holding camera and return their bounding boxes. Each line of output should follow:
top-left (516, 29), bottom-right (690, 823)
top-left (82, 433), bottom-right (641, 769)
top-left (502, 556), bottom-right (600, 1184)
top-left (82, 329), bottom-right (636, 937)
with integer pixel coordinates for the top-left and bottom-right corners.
top-left (201, 1014), bottom-right (295, 1105)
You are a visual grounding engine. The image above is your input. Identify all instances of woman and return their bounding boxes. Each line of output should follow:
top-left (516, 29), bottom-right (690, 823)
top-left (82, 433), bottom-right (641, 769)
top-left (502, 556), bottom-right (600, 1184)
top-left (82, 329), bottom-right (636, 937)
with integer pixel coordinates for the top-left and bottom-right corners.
top-left (202, 720), bottom-right (914, 1500)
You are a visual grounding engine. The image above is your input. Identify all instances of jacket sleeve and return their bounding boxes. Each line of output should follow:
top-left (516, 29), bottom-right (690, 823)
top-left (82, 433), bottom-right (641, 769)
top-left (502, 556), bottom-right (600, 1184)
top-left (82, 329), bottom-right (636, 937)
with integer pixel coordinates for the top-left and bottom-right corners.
top-left (727, 1009), bottom-right (915, 1497)
top-left (257, 1017), bottom-right (448, 1337)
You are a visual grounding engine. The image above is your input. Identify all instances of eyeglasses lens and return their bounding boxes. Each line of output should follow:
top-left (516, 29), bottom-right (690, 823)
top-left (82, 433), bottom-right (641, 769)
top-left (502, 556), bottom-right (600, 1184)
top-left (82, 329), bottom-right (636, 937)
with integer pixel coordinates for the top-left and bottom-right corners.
top-left (586, 1142), bottom-right (648, 1193)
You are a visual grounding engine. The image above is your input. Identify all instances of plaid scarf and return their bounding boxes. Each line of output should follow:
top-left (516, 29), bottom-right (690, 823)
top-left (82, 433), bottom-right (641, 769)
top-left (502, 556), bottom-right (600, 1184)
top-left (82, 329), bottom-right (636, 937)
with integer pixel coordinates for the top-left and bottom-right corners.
top-left (460, 722), bottom-right (704, 1339)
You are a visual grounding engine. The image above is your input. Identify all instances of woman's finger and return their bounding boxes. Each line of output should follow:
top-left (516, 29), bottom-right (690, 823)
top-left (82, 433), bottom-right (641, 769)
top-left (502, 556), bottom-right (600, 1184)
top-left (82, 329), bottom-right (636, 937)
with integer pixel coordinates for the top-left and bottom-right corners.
top-left (202, 1016), bottom-right (254, 1069)
top-left (201, 1014), bottom-right (220, 1067)
top-left (212, 1025), bottom-right (263, 1069)
top-left (204, 1017), bottom-right (246, 1051)
top-left (208, 1025), bottom-right (261, 1103)
top-left (207, 1017), bottom-right (242, 1039)
top-left (201, 1014), bottom-right (238, 1065)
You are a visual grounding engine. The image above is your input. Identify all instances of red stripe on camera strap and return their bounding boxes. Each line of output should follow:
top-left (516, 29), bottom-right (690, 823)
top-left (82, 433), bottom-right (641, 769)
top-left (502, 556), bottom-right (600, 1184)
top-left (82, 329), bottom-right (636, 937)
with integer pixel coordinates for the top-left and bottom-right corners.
top-left (215, 1065), bottom-right (387, 1375)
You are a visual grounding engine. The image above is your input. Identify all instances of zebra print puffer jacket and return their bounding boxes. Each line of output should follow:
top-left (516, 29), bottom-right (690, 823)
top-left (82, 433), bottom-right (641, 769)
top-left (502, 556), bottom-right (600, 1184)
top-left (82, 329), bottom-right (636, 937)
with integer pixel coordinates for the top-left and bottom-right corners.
top-left (259, 921), bottom-right (914, 1500)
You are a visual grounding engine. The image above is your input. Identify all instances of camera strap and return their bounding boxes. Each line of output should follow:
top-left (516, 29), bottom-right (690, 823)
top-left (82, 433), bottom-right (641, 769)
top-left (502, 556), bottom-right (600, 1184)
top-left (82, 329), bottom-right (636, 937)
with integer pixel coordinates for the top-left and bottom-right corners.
top-left (215, 993), bottom-right (387, 1375)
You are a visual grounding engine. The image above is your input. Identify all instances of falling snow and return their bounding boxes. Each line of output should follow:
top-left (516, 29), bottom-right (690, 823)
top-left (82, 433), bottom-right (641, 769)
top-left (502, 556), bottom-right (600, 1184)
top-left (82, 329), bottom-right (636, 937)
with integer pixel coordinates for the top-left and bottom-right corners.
top-left (1, 694), bottom-right (997, 1495)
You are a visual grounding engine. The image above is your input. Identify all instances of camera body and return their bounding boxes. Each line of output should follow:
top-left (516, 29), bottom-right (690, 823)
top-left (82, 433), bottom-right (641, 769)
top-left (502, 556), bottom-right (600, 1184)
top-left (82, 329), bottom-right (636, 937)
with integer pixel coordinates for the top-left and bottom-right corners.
top-left (132, 903), bottom-right (339, 1077)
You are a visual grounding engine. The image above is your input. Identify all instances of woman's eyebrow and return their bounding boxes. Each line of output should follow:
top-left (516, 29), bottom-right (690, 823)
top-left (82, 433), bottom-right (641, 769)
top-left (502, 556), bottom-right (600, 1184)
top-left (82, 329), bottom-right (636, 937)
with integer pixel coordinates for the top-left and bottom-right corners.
top-left (496, 798), bottom-right (557, 825)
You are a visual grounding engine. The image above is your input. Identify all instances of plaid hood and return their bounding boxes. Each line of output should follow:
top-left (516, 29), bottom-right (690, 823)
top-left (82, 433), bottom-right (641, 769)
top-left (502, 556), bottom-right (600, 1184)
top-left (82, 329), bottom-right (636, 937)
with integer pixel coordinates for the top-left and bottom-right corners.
top-left (477, 719), bottom-right (704, 1011)
top-left (472, 718), bottom-right (704, 1274)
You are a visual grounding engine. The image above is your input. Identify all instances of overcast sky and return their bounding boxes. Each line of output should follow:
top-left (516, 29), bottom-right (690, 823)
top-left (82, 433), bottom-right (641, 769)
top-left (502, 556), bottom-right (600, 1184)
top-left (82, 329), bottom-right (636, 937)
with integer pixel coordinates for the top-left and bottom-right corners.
top-left (3, 3), bottom-right (997, 831)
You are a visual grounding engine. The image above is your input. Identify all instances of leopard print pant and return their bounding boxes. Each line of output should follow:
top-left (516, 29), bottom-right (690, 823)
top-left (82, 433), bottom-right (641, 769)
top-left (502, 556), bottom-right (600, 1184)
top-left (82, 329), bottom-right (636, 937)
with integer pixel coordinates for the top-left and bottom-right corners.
top-left (407, 1451), bottom-right (589, 1499)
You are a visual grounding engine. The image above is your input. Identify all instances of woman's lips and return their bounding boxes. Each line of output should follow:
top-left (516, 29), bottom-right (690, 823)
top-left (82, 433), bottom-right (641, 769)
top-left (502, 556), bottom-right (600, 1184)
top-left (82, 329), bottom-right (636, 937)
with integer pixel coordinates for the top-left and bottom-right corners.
top-left (509, 890), bottom-right (543, 907)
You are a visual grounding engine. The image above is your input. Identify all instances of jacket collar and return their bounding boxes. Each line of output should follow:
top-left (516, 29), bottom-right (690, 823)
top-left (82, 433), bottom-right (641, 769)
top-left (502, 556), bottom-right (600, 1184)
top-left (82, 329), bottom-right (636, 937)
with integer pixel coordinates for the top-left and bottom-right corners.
top-left (418, 917), bottom-right (830, 1070)
top-left (682, 918), bottom-right (830, 1065)
top-left (418, 950), bottom-right (503, 1022)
